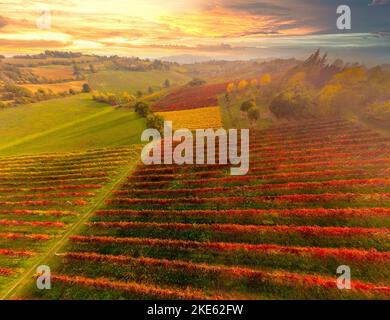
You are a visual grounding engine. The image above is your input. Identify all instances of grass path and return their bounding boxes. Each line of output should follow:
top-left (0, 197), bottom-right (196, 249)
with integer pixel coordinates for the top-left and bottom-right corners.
top-left (0, 158), bottom-right (140, 300)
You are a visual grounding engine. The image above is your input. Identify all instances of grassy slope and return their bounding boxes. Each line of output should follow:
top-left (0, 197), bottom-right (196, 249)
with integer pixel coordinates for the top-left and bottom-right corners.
top-left (219, 93), bottom-right (274, 130)
top-left (0, 94), bottom-right (146, 156)
top-left (87, 70), bottom-right (191, 95)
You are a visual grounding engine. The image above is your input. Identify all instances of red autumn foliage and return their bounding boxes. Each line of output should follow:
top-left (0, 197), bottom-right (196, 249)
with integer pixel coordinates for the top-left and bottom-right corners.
top-left (0, 268), bottom-right (13, 276)
top-left (51, 274), bottom-right (218, 299)
top-left (0, 219), bottom-right (64, 227)
top-left (96, 208), bottom-right (390, 218)
top-left (0, 232), bottom-right (51, 240)
top-left (106, 193), bottom-right (390, 206)
top-left (0, 249), bottom-right (35, 257)
top-left (0, 191), bottom-right (95, 200)
top-left (70, 235), bottom-right (390, 263)
top-left (0, 210), bottom-right (75, 216)
top-left (86, 221), bottom-right (389, 238)
top-left (62, 251), bottom-right (389, 296)
top-left (152, 83), bottom-right (227, 111)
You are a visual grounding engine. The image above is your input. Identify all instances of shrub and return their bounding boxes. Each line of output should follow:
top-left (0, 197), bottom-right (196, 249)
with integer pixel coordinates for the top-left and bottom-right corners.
top-left (82, 83), bottom-right (91, 92)
top-left (248, 107), bottom-right (260, 122)
top-left (269, 90), bottom-right (314, 120)
top-left (146, 114), bottom-right (165, 134)
top-left (240, 99), bottom-right (255, 112)
top-left (365, 100), bottom-right (390, 122)
top-left (121, 92), bottom-right (136, 104)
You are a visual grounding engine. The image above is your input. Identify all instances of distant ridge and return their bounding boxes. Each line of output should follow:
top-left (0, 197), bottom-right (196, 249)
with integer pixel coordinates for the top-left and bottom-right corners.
top-left (160, 54), bottom-right (216, 64)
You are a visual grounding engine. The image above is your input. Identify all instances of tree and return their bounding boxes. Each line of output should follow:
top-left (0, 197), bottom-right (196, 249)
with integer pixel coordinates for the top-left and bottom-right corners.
top-left (134, 101), bottom-right (150, 117)
top-left (331, 67), bottom-right (368, 87)
top-left (136, 90), bottom-right (143, 98)
top-left (106, 92), bottom-right (117, 105)
top-left (146, 114), bottom-right (165, 134)
top-left (365, 100), bottom-right (390, 122)
top-left (226, 82), bottom-right (235, 94)
top-left (250, 79), bottom-right (258, 87)
top-left (238, 80), bottom-right (248, 91)
top-left (269, 89), bottom-right (315, 120)
top-left (148, 86), bottom-right (154, 94)
top-left (240, 99), bottom-right (255, 112)
top-left (164, 79), bottom-right (171, 88)
top-left (72, 64), bottom-right (81, 76)
top-left (248, 107), bottom-right (260, 123)
top-left (121, 91), bottom-right (136, 104)
top-left (89, 64), bottom-right (96, 73)
top-left (82, 83), bottom-right (90, 93)
top-left (69, 88), bottom-right (76, 95)
top-left (260, 73), bottom-right (271, 86)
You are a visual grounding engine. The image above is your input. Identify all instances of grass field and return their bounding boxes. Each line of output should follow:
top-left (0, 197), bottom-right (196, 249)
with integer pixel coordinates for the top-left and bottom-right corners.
top-left (23, 66), bottom-right (75, 81)
top-left (87, 70), bottom-right (191, 95)
top-left (0, 94), bottom-right (146, 155)
top-left (21, 81), bottom-right (85, 94)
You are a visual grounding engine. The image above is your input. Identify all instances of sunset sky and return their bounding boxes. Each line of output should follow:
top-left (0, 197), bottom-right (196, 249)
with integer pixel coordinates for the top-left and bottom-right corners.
top-left (0, 0), bottom-right (389, 63)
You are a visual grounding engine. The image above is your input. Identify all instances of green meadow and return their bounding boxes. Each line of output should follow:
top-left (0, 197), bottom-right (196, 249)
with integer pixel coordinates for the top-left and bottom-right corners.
top-left (0, 94), bottom-right (146, 156)
top-left (87, 70), bottom-right (191, 95)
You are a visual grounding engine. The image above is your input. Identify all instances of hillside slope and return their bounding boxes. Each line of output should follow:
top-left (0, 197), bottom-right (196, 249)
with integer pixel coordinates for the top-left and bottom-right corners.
top-left (0, 94), bottom-right (146, 156)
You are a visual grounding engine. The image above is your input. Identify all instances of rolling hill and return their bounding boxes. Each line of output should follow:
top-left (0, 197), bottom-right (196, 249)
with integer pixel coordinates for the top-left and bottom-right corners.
top-left (0, 94), bottom-right (146, 156)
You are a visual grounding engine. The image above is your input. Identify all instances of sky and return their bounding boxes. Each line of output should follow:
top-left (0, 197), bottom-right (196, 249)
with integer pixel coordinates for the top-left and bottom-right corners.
top-left (0, 0), bottom-right (389, 63)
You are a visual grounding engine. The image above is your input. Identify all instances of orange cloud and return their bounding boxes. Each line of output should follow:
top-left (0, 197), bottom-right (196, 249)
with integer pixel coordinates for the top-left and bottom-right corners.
top-left (160, 8), bottom-right (295, 38)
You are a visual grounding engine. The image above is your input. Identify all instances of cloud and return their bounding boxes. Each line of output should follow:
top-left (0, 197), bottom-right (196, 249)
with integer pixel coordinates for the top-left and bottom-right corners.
top-left (369, 0), bottom-right (390, 5)
top-left (0, 16), bottom-right (7, 28)
top-left (215, 1), bottom-right (290, 16)
top-left (0, 39), bottom-right (72, 49)
top-left (0, 0), bottom-right (388, 61)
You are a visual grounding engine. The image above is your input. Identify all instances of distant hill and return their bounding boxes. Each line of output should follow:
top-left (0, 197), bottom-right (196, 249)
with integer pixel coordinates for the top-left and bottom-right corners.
top-left (160, 54), bottom-right (216, 64)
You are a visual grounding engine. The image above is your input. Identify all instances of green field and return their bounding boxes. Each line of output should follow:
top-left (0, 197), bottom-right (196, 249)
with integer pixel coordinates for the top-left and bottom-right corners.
top-left (0, 94), bottom-right (146, 156)
top-left (87, 70), bottom-right (191, 95)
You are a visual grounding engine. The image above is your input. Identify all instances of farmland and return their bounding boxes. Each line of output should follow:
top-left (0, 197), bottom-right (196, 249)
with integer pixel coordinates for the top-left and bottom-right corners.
top-left (87, 70), bottom-right (191, 95)
top-left (0, 146), bottom-right (142, 297)
top-left (156, 106), bottom-right (222, 130)
top-left (0, 51), bottom-right (389, 301)
top-left (23, 66), bottom-right (75, 82)
top-left (0, 94), bottom-right (146, 156)
top-left (15, 117), bottom-right (390, 300)
top-left (152, 83), bottom-right (227, 112)
top-left (21, 81), bottom-right (85, 94)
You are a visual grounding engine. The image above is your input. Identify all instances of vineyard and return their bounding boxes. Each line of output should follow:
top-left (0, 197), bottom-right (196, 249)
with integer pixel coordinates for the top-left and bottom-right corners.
top-left (20, 117), bottom-right (390, 300)
top-left (0, 146), bottom-right (141, 297)
top-left (152, 83), bottom-right (226, 112)
top-left (156, 106), bottom-right (222, 130)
